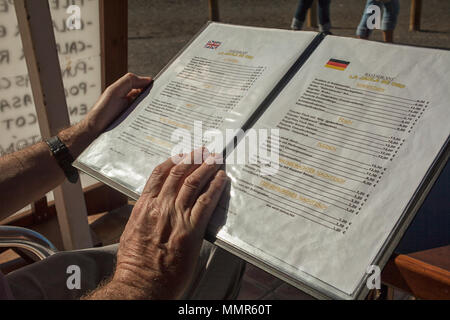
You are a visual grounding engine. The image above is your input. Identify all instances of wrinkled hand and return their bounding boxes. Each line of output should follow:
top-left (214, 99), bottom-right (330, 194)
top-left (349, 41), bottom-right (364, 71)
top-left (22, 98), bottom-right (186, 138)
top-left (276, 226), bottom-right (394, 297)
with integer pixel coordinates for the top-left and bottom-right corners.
top-left (64, 73), bottom-right (152, 157)
top-left (84, 73), bottom-right (152, 137)
top-left (112, 149), bottom-right (228, 299)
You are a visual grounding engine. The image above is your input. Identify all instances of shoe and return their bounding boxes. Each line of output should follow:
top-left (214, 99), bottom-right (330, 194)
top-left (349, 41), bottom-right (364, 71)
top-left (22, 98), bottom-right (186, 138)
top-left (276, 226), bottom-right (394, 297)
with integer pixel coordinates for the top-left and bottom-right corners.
top-left (291, 18), bottom-right (303, 30)
top-left (319, 22), bottom-right (332, 34)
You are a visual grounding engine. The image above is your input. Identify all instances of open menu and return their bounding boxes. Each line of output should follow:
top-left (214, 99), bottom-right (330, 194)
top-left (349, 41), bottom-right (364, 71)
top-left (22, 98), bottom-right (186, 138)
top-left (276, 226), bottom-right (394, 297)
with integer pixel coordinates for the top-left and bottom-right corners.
top-left (74, 23), bottom-right (450, 299)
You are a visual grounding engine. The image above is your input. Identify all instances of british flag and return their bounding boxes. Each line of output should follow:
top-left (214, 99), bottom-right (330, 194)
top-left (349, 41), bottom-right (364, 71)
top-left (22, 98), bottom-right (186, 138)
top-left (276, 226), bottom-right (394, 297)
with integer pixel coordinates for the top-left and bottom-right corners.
top-left (204, 40), bottom-right (221, 49)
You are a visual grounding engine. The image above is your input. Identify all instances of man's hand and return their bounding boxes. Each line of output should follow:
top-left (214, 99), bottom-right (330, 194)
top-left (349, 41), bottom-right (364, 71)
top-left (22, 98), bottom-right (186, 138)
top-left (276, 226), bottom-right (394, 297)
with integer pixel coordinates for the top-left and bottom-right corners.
top-left (62, 73), bottom-right (152, 157)
top-left (0, 73), bottom-right (152, 219)
top-left (84, 73), bottom-right (152, 137)
top-left (84, 150), bottom-right (229, 300)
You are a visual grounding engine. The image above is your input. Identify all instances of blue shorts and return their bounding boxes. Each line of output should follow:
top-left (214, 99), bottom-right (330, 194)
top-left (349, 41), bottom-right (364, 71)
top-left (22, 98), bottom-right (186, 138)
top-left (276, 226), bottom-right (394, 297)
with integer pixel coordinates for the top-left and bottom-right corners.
top-left (356, 0), bottom-right (400, 37)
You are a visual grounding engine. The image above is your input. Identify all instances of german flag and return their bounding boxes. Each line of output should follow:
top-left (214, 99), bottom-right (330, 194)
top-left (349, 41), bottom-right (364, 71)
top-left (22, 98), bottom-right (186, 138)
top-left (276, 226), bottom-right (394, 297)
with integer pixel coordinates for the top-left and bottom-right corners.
top-left (325, 58), bottom-right (350, 71)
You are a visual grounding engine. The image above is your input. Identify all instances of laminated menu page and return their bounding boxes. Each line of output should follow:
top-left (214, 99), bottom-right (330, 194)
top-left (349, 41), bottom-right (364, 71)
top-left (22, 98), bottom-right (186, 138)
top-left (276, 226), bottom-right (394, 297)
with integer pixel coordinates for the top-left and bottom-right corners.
top-left (74, 22), bottom-right (319, 197)
top-left (75, 23), bottom-right (450, 299)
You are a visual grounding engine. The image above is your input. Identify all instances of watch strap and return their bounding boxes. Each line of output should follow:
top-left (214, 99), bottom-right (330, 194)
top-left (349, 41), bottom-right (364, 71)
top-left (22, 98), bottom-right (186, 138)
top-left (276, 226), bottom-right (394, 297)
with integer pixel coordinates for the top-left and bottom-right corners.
top-left (45, 136), bottom-right (79, 184)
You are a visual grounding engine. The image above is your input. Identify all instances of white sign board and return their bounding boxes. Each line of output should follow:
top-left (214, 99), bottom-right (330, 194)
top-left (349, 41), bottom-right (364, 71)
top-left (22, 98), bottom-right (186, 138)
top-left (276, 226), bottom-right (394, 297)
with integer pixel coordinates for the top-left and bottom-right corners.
top-left (0, 0), bottom-right (102, 209)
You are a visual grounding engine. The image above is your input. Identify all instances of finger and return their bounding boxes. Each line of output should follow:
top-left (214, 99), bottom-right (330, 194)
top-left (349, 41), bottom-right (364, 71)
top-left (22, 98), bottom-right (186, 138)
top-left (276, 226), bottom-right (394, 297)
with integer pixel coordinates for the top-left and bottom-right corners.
top-left (126, 88), bottom-right (142, 103)
top-left (176, 153), bottom-right (223, 210)
top-left (141, 155), bottom-right (184, 198)
top-left (110, 73), bottom-right (152, 98)
top-left (190, 170), bottom-right (229, 230)
top-left (158, 148), bottom-right (209, 201)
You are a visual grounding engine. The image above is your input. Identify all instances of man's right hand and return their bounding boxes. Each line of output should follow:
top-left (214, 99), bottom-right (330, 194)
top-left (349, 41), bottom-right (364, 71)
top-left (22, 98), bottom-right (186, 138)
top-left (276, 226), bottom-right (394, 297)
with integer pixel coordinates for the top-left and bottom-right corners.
top-left (85, 149), bottom-right (228, 299)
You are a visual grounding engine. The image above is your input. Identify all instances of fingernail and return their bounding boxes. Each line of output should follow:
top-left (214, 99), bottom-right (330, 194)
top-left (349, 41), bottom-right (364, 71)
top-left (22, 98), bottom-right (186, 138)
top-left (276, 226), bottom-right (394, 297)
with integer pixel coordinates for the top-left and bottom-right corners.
top-left (192, 147), bottom-right (204, 165)
top-left (217, 170), bottom-right (228, 178)
top-left (171, 153), bottom-right (186, 164)
top-left (205, 155), bottom-right (215, 165)
top-left (202, 149), bottom-right (211, 161)
top-left (215, 153), bottom-right (224, 164)
top-left (206, 153), bottom-right (223, 165)
top-left (183, 153), bottom-right (193, 164)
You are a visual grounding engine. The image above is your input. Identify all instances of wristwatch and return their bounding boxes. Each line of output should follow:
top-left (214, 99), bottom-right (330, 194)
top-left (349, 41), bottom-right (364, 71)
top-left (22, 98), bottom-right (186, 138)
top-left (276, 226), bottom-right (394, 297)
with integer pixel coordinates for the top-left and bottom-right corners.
top-left (45, 136), bottom-right (79, 184)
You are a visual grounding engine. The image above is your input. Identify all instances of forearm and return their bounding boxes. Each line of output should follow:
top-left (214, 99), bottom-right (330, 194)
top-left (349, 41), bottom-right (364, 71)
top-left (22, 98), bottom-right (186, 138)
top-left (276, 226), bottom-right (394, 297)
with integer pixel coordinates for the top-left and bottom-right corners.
top-left (0, 73), bottom-right (151, 221)
top-left (83, 266), bottom-right (174, 300)
top-left (0, 120), bottom-right (96, 220)
top-left (82, 279), bottom-right (152, 300)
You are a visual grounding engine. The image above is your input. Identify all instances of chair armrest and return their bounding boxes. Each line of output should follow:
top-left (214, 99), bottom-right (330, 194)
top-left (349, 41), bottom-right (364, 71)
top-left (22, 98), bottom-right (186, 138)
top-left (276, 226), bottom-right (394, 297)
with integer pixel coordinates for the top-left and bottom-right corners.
top-left (0, 226), bottom-right (57, 261)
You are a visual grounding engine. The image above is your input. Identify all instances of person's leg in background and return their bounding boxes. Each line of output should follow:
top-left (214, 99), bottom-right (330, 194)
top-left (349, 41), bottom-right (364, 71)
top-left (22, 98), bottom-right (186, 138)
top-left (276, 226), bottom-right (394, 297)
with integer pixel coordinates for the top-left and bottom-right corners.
top-left (5, 241), bottom-right (244, 300)
top-left (381, 0), bottom-right (400, 43)
top-left (317, 0), bottom-right (332, 34)
top-left (291, 0), bottom-right (314, 30)
top-left (356, 0), bottom-right (378, 39)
